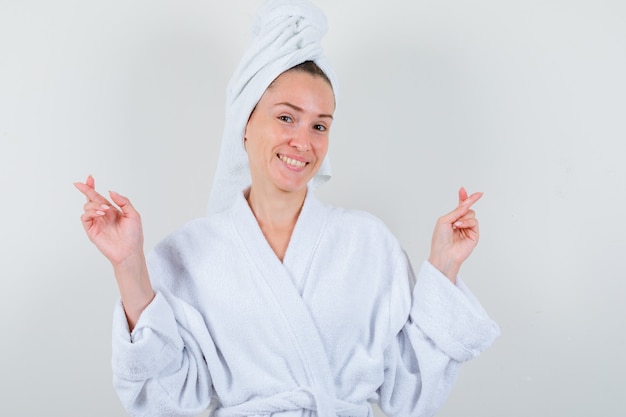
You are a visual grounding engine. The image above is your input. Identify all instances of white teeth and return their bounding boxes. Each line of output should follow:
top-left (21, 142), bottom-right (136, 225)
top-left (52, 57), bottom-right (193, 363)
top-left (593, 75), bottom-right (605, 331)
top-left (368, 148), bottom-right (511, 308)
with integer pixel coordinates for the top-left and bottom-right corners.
top-left (278, 155), bottom-right (306, 167)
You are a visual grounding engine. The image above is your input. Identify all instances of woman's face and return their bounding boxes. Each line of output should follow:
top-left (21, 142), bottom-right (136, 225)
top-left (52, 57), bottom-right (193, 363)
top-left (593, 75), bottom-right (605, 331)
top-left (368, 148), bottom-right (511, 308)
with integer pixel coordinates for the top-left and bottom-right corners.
top-left (244, 70), bottom-right (335, 196)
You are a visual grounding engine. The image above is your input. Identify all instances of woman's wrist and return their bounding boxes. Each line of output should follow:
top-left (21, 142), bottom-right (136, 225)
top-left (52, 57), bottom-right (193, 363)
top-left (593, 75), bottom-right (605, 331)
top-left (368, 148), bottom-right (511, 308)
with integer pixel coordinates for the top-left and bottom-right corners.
top-left (427, 255), bottom-right (460, 284)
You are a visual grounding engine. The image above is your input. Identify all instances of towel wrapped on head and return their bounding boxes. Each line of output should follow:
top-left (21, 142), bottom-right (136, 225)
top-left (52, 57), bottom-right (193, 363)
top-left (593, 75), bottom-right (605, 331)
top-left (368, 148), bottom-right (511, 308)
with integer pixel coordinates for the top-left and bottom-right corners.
top-left (208, 0), bottom-right (338, 215)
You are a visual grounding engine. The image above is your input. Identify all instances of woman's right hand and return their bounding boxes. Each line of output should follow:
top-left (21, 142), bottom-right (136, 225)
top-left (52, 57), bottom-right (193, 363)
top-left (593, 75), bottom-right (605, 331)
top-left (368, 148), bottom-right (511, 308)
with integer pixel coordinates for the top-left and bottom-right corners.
top-left (75, 175), bottom-right (154, 330)
top-left (74, 175), bottom-right (144, 268)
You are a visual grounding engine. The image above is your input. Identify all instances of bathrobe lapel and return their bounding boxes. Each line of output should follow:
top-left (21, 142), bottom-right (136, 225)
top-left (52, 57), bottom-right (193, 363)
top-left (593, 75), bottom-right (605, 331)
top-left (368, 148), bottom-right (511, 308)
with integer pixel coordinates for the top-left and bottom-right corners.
top-left (230, 191), bottom-right (337, 416)
top-left (282, 193), bottom-right (328, 294)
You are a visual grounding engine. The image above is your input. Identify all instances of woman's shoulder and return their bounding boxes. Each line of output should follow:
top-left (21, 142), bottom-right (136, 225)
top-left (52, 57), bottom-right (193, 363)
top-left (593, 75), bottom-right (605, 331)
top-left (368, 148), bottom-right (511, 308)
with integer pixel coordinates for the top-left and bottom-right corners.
top-left (150, 210), bottom-right (234, 256)
top-left (322, 200), bottom-right (390, 229)
top-left (315, 202), bottom-right (410, 286)
top-left (322, 202), bottom-right (402, 250)
top-left (330, 205), bottom-right (387, 228)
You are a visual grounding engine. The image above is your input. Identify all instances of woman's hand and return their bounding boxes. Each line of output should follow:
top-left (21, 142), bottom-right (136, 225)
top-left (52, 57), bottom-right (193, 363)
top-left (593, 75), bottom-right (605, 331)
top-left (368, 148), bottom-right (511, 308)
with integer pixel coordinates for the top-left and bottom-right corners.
top-left (74, 175), bottom-right (154, 330)
top-left (428, 187), bottom-right (483, 284)
top-left (74, 175), bottom-right (144, 268)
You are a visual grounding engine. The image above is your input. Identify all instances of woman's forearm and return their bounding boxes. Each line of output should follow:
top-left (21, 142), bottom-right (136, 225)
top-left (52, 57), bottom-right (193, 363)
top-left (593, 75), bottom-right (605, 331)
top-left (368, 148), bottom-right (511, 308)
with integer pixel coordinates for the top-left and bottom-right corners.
top-left (112, 253), bottom-right (155, 332)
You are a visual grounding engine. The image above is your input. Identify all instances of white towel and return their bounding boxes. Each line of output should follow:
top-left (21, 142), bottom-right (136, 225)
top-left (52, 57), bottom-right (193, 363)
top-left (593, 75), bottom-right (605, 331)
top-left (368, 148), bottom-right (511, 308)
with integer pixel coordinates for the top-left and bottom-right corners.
top-left (208, 0), bottom-right (338, 215)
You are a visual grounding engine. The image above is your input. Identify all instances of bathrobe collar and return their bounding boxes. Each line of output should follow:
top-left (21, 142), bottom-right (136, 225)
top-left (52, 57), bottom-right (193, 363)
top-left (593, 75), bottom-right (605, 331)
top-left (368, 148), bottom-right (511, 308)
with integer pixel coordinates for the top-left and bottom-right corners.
top-left (229, 188), bottom-right (336, 415)
top-left (232, 188), bottom-right (330, 288)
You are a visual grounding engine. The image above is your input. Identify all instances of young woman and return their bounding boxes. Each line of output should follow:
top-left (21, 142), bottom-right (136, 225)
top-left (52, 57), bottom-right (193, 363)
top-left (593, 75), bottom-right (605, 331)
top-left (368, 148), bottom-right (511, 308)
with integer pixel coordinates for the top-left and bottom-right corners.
top-left (75, 1), bottom-right (499, 416)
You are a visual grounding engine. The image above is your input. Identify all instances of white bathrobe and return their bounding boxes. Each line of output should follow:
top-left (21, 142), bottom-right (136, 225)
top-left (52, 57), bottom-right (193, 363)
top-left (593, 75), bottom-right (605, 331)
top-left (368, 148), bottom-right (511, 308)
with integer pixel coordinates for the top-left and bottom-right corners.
top-left (111, 190), bottom-right (500, 417)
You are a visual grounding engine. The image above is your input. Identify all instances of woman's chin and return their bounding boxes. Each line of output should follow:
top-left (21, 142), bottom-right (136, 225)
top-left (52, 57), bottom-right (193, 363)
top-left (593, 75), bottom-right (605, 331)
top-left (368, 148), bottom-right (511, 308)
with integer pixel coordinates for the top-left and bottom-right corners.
top-left (273, 177), bottom-right (311, 195)
top-left (276, 183), bottom-right (308, 195)
top-left (271, 171), bottom-right (314, 194)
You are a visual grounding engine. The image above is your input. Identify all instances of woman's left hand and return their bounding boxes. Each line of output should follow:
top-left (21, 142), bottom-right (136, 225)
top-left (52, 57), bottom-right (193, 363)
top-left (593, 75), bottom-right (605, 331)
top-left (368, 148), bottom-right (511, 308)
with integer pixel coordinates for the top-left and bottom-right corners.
top-left (428, 187), bottom-right (483, 284)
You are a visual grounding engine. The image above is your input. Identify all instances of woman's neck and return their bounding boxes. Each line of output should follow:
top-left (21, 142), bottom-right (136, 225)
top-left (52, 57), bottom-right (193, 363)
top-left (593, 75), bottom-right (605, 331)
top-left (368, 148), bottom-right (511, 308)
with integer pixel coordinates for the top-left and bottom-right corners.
top-left (246, 186), bottom-right (307, 261)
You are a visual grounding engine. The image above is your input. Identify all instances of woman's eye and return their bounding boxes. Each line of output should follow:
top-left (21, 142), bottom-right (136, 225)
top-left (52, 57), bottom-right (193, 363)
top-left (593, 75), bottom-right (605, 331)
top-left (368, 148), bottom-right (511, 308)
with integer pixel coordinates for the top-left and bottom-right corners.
top-left (278, 115), bottom-right (292, 123)
top-left (314, 124), bottom-right (327, 132)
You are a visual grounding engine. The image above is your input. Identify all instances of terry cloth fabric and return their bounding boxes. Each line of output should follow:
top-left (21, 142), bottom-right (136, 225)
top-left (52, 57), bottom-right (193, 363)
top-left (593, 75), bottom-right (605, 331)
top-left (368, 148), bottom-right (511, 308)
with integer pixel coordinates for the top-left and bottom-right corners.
top-left (207, 0), bottom-right (338, 215)
top-left (112, 190), bottom-right (501, 417)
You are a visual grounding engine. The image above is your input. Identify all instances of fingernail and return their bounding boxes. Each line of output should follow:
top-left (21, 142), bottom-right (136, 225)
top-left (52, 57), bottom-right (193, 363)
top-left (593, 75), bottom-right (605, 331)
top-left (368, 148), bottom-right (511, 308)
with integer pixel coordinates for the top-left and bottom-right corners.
top-left (100, 204), bottom-right (110, 210)
top-left (454, 221), bottom-right (463, 227)
top-left (96, 210), bottom-right (105, 216)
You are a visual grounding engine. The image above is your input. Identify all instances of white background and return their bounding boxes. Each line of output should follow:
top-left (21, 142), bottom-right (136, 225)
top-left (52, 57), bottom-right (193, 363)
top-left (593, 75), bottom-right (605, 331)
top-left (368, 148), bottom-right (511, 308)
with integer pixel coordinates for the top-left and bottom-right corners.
top-left (1, 0), bottom-right (624, 416)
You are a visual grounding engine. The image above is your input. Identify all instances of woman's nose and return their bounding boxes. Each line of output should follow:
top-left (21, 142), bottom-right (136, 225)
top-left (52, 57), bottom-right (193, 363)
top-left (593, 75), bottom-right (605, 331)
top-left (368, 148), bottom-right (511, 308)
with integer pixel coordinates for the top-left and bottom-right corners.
top-left (289, 129), bottom-right (310, 152)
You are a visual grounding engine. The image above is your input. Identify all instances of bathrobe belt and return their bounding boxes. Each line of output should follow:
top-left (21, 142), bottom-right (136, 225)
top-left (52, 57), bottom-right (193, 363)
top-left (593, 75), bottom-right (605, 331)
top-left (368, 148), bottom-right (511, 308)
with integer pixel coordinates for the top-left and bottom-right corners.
top-left (214, 387), bottom-right (372, 417)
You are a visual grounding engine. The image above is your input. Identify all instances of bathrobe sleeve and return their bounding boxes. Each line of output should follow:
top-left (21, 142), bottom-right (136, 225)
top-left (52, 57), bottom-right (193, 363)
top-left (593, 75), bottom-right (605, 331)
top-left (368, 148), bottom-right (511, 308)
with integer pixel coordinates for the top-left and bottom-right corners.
top-left (377, 258), bottom-right (500, 417)
top-left (110, 234), bottom-right (215, 417)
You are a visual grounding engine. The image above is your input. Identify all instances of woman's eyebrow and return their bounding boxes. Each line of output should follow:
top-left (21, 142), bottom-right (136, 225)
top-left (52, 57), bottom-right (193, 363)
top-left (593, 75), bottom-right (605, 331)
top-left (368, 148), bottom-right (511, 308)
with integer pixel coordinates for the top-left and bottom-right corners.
top-left (275, 102), bottom-right (334, 119)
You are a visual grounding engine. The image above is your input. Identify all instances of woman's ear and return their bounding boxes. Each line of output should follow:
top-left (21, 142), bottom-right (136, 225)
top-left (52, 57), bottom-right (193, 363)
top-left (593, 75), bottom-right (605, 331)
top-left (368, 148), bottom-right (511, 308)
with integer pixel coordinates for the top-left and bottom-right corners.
top-left (243, 105), bottom-right (256, 151)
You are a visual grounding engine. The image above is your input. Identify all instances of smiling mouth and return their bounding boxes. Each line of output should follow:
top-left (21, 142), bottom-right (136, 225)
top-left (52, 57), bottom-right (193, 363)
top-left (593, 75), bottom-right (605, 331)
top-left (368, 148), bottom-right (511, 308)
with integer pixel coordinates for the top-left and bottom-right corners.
top-left (278, 154), bottom-right (307, 168)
